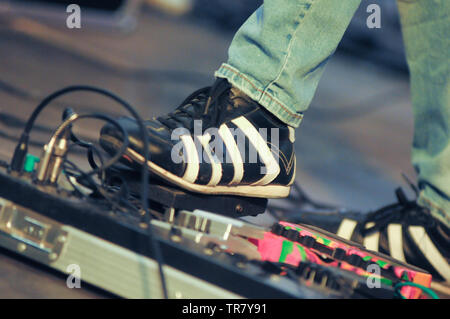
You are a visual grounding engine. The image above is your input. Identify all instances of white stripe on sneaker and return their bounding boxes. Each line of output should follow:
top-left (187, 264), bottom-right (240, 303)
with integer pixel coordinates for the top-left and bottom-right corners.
top-left (180, 135), bottom-right (200, 183)
top-left (363, 222), bottom-right (380, 252)
top-left (101, 134), bottom-right (290, 198)
top-left (196, 133), bottom-right (222, 186)
top-left (336, 219), bottom-right (357, 240)
top-left (409, 226), bottom-right (450, 281)
top-left (232, 116), bottom-right (280, 186)
top-left (387, 224), bottom-right (406, 262)
top-left (218, 124), bottom-right (243, 185)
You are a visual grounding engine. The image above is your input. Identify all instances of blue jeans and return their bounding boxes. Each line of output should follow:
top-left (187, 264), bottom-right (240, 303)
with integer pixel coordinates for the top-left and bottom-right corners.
top-left (215, 0), bottom-right (450, 227)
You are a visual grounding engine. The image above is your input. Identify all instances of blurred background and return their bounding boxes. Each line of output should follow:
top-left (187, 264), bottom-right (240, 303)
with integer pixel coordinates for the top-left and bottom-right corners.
top-left (0, 0), bottom-right (417, 297)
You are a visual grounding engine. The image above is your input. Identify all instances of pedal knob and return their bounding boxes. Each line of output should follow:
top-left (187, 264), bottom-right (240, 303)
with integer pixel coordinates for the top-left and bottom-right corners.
top-left (271, 223), bottom-right (285, 236)
top-left (299, 235), bottom-right (315, 248)
top-left (286, 229), bottom-right (300, 242)
top-left (347, 254), bottom-right (363, 268)
top-left (332, 248), bottom-right (347, 260)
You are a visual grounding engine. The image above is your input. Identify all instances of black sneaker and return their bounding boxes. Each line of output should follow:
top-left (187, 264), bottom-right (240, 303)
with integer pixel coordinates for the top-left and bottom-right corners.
top-left (99, 79), bottom-right (296, 198)
top-left (279, 188), bottom-right (450, 282)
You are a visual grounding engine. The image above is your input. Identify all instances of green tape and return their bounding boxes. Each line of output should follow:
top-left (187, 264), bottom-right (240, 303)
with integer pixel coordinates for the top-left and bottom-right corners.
top-left (381, 278), bottom-right (393, 286)
top-left (318, 236), bottom-right (331, 246)
top-left (363, 275), bottom-right (392, 286)
top-left (296, 244), bottom-right (307, 261)
top-left (376, 260), bottom-right (388, 268)
top-left (294, 226), bottom-right (331, 246)
top-left (279, 240), bottom-right (294, 263)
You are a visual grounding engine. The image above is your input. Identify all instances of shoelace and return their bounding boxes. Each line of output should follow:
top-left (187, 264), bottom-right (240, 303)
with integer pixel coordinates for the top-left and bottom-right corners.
top-left (157, 80), bottom-right (232, 131)
top-left (362, 187), bottom-right (435, 236)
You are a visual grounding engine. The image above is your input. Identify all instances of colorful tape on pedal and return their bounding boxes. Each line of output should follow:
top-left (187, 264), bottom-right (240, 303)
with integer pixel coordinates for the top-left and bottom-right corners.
top-left (251, 221), bottom-right (433, 299)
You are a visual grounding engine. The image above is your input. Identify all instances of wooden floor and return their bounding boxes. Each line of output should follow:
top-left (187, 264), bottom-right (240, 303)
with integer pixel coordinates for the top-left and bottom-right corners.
top-left (0, 9), bottom-right (423, 298)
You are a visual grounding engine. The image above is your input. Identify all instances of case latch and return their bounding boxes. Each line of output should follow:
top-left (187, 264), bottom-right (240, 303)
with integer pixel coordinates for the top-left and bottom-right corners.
top-left (0, 199), bottom-right (67, 263)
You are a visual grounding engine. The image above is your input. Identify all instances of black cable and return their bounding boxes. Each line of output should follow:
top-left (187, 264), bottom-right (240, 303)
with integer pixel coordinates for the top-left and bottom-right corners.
top-left (63, 158), bottom-right (137, 215)
top-left (50, 112), bottom-right (129, 178)
top-left (60, 116), bottom-right (112, 195)
top-left (62, 108), bottom-right (108, 172)
top-left (9, 85), bottom-right (168, 299)
top-left (62, 158), bottom-right (98, 197)
top-left (61, 120), bottom-right (141, 217)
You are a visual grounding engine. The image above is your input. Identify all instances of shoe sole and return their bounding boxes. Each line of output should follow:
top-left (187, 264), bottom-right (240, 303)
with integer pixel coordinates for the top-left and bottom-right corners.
top-left (102, 135), bottom-right (290, 198)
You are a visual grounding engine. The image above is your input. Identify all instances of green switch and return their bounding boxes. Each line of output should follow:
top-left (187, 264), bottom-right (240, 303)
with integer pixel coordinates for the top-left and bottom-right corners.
top-left (24, 154), bottom-right (40, 173)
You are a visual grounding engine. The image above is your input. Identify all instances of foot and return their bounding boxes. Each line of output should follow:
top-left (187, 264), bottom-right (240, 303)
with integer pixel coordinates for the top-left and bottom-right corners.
top-left (283, 188), bottom-right (450, 282)
top-left (100, 79), bottom-right (296, 198)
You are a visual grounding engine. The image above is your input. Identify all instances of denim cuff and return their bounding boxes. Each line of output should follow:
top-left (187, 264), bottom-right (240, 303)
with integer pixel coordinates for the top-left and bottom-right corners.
top-left (417, 186), bottom-right (450, 229)
top-left (215, 63), bottom-right (303, 128)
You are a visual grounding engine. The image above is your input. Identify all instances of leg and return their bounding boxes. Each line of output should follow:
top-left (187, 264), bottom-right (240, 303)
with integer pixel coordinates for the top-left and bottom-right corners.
top-left (398, 0), bottom-right (450, 228)
top-left (215, 0), bottom-right (362, 128)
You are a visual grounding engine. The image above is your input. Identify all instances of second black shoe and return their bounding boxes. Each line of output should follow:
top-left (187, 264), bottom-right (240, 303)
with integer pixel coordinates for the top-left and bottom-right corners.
top-left (281, 188), bottom-right (450, 282)
top-left (100, 79), bottom-right (296, 198)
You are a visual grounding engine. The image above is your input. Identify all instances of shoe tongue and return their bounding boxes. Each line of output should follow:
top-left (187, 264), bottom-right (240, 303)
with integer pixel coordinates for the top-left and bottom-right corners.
top-left (208, 78), bottom-right (255, 108)
top-left (158, 95), bottom-right (206, 130)
top-left (209, 78), bottom-right (231, 94)
top-left (207, 78), bottom-right (232, 105)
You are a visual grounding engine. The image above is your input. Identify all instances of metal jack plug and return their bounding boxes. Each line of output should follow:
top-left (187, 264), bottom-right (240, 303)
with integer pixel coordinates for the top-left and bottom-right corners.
top-left (36, 112), bottom-right (78, 184)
